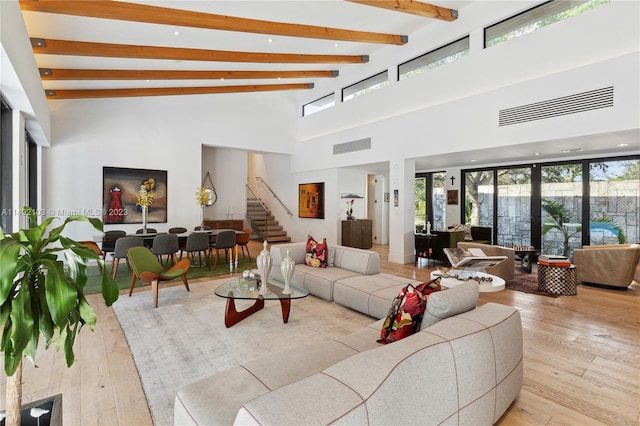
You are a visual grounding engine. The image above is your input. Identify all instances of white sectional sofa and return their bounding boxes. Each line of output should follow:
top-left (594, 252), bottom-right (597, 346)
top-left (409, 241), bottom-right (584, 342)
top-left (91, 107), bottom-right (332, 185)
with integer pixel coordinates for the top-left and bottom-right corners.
top-left (269, 242), bottom-right (421, 317)
top-left (174, 281), bottom-right (524, 425)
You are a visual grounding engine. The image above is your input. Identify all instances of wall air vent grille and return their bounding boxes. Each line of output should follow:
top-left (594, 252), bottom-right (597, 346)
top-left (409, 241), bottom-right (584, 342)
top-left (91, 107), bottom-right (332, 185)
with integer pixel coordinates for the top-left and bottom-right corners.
top-left (499, 86), bottom-right (613, 126)
top-left (333, 138), bottom-right (371, 155)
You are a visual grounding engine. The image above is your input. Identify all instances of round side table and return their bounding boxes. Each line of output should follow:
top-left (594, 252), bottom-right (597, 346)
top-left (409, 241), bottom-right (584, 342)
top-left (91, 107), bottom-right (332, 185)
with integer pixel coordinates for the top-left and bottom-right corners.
top-left (537, 264), bottom-right (577, 295)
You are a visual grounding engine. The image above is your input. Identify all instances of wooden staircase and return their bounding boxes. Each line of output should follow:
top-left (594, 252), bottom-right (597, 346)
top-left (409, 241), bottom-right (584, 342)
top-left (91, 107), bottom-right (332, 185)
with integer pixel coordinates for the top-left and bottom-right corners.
top-left (246, 198), bottom-right (291, 243)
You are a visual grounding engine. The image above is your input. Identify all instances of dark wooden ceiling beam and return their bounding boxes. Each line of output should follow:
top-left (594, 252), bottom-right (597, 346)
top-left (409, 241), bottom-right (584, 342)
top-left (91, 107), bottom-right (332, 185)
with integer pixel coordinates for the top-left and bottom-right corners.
top-left (31, 38), bottom-right (368, 64)
top-left (346, 0), bottom-right (458, 21)
top-left (20, 0), bottom-right (407, 45)
top-left (39, 68), bottom-right (338, 80)
top-left (44, 83), bottom-right (314, 100)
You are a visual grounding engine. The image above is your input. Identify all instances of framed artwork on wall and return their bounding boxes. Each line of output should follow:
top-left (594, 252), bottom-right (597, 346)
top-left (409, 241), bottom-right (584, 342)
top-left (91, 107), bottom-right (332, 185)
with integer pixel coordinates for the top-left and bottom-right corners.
top-left (447, 189), bottom-right (459, 205)
top-left (298, 182), bottom-right (325, 219)
top-left (103, 167), bottom-right (167, 224)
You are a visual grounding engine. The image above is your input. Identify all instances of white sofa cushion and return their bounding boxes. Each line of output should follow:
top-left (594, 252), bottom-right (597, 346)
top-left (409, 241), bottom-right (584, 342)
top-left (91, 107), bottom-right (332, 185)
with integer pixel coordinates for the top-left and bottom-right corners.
top-left (421, 281), bottom-right (479, 329)
top-left (333, 246), bottom-right (380, 275)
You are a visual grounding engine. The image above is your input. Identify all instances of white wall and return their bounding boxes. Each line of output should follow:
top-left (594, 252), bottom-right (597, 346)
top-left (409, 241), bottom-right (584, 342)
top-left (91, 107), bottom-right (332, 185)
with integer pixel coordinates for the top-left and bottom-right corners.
top-left (202, 146), bottom-right (248, 223)
top-left (45, 92), bottom-right (296, 240)
top-left (297, 0), bottom-right (639, 142)
top-left (0, 0), bottom-right (50, 145)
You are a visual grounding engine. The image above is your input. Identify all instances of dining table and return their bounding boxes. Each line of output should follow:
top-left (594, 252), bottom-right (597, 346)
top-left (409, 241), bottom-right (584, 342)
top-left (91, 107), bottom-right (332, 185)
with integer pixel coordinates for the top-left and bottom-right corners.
top-left (96, 228), bottom-right (245, 246)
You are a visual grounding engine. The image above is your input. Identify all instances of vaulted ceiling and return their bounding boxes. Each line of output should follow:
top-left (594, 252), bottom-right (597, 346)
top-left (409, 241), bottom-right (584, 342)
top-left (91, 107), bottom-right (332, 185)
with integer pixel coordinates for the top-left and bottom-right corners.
top-left (19, 0), bottom-right (466, 101)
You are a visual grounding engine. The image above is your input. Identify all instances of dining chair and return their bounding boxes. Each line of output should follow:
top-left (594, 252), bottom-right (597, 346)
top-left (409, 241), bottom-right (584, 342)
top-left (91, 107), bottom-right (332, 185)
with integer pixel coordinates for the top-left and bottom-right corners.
top-left (169, 227), bottom-right (188, 234)
top-left (111, 236), bottom-right (144, 278)
top-left (184, 232), bottom-right (211, 270)
top-left (235, 228), bottom-right (253, 260)
top-left (169, 227), bottom-right (188, 254)
top-left (78, 241), bottom-right (105, 273)
top-left (213, 230), bottom-right (236, 268)
top-left (136, 228), bottom-right (158, 234)
top-left (102, 230), bottom-right (126, 260)
top-left (152, 233), bottom-right (180, 266)
top-left (127, 246), bottom-right (190, 308)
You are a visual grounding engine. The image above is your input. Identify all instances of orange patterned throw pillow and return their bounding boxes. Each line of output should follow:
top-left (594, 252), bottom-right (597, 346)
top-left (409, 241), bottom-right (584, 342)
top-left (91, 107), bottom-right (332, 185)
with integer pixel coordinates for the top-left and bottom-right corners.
top-left (305, 235), bottom-right (328, 268)
top-left (378, 278), bottom-right (442, 344)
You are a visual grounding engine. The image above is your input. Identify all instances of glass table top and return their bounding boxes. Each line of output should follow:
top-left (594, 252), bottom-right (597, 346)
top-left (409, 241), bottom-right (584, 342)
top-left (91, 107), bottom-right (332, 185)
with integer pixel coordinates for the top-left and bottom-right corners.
top-left (214, 277), bottom-right (308, 300)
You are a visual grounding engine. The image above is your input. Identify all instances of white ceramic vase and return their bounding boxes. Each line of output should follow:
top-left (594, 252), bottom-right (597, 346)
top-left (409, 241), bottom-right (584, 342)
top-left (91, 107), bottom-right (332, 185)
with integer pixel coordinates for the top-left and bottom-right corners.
top-left (281, 249), bottom-right (295, 294)
top-left (256, 240), bottom-right (271, 296)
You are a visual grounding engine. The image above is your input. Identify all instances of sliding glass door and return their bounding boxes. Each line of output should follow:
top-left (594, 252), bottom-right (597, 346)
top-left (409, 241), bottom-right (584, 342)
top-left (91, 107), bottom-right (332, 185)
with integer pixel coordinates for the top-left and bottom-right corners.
top-left (432, 172), bottom-right (446, 231)
top-left (540, 163), bottom-right (583, 258)
top-left (497, 167), bottom-right (532, 247)
top-left (589, 159), bottom-right (639, 245)
top-left (414, 171), bottom-right (446, 232)
top-left (464, 170), bottom-right (494, 228)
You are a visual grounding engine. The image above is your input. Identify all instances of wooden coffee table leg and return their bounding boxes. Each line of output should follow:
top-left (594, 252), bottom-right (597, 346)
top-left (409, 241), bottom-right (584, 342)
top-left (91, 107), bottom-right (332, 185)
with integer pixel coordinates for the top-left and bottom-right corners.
top-left (279, 298), bottom-right (291, 323)
top-left (224, 295), bottom-right (264, 328)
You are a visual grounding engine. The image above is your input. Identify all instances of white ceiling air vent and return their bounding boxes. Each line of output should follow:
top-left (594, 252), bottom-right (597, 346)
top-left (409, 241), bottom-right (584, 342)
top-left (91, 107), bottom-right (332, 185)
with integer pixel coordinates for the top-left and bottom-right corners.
top-left (333, 137), bottom-right (372, 155)
top-left (499, 86), bottom-right (613, 126)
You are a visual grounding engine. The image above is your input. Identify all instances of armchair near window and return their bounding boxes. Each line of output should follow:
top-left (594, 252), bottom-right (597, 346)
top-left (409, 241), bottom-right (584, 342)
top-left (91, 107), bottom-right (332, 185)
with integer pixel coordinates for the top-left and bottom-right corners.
top-left (574, 244), bottom-right (640, 288)
top-left (458, 241), bottom-right (515, 281)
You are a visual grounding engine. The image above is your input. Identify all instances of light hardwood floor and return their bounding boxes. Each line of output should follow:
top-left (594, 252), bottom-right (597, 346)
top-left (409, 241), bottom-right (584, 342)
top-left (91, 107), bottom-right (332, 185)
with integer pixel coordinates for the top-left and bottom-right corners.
top-left (2, 240), bottom-right (638, 425)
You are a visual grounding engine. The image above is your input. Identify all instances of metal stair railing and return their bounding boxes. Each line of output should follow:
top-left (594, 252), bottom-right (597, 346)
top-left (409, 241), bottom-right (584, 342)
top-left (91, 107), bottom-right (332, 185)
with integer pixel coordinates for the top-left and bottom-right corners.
top-left (255, 177), bottom-right (293, 216)
top-left (246, 184), bottom-right (270, 240)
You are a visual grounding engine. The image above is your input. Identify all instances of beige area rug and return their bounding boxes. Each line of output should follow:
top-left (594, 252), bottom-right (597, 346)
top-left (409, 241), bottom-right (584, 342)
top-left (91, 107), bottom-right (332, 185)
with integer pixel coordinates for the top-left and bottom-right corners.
top-left (112, 279), bottom-right (375, 425)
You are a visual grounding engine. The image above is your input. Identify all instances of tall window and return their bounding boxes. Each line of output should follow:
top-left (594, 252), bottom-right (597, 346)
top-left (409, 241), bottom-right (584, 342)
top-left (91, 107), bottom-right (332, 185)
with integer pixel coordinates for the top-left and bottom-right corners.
top-left (541, 163), bottom-right (583, 258)
top-left (27, 131), bottom-right (38, 210)
top-left (1, 98), bottom-right (12, 233)
top-left (398, 36), bottom-right (470, 81)
top-left (342, 71), bottom-right (388, 102)
top-left (485, 0), bottom-right (610, 48)
top-left (497, 167), bottom-right (532, 247)
top-left (463, 155), bottom-right (638, 260)
top-left (415, 172), bottom-right (446, 231)
top-left (464, 170), bottom-right (494, 228)
top-left (589, 159), bottom-right (640, 245)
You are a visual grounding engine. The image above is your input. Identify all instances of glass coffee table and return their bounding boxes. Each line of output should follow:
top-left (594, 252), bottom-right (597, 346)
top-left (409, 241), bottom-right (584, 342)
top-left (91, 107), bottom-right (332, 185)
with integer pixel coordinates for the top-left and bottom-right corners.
top-left (214, 277), bottom-right (308, 328)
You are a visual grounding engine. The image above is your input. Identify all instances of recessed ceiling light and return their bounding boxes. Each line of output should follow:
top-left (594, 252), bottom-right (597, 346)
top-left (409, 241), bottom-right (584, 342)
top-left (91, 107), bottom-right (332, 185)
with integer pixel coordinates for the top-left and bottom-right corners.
top-left (173, 30), bottom-right (181, 36)
top-left (268, 38), bottom-right (273, 43)
top-left (145, 79), bottom-right (151, 83)
top-left (534, 152), bottom-right (541, 156)
top-left (617, 143), bottom-right (629, 147)
top-left (561, 148), bottom-right (583, 153)
top-left (470, 159), bottom-right (477, 162)
top-left (334, 43), bottom-right (339, 48)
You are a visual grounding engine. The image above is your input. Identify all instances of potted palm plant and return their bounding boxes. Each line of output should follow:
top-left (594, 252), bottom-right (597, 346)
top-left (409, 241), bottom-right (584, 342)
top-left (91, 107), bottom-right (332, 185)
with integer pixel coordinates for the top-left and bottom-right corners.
top-left (541, 198), bottom-right (581, 258)
top-left (0, 207), bottom-right (119, 426)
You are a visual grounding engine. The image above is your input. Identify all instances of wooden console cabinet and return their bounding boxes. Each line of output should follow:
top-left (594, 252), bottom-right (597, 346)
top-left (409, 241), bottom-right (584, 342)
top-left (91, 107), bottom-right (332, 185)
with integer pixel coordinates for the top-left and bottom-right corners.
top-left (203, 219), bottom-right (244, 231)
top-left (342, 219), bottom-right (372, 249)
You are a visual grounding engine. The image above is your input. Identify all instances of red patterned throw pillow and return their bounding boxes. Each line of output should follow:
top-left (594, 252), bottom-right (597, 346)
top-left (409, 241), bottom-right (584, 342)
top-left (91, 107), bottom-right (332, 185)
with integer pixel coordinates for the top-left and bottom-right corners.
top-left (305, 235), bottom-right (328, 268)
top-left (378, 278), bottom-right (441, 344)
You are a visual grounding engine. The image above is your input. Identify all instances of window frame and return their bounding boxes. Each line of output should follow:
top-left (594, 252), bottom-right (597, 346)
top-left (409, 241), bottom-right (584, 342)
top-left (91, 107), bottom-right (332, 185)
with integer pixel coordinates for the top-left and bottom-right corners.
top-left (398, 36), bottom-right (470, 81)
top-left (302, 93), bottom-right (335, 117)
top-left (342, 70), bottom-right (389, 102)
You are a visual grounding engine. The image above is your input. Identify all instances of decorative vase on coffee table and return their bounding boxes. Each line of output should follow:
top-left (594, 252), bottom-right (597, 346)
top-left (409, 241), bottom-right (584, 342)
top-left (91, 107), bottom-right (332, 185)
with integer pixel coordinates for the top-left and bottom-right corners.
top-left (281, 249), bottom-right (295, 294)
top-left (256, 240), bottom-right (272, 296)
